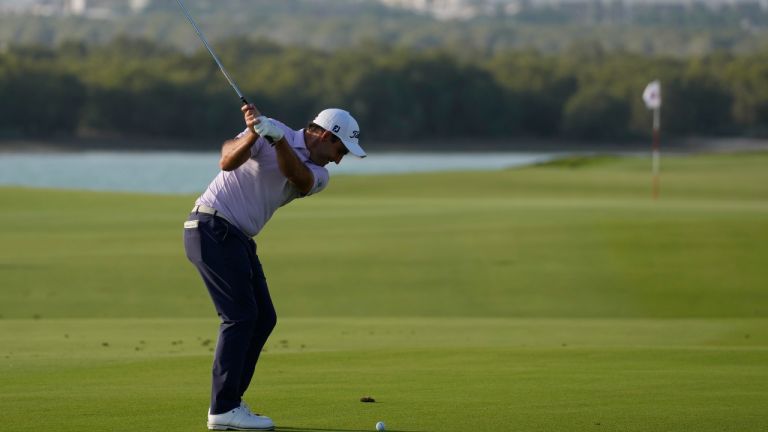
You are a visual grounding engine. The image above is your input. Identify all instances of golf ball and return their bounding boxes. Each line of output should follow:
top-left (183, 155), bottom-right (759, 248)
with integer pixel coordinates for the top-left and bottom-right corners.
top-left (376, 421), bottom-right (385, 431)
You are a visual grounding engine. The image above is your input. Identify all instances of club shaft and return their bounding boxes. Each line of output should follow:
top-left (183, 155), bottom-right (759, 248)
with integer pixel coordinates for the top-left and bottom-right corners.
top-left (176, 0), bottom-right (275, 145)
top-left (176, 0), bottom-right (246, 103)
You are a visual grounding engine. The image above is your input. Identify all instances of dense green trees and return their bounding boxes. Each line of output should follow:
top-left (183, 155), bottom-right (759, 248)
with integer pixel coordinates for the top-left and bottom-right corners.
top-left (0, 56), bottom-right (86, 136)
top-left (562, 88), bottom-right (631, 140)
top-left (3, 37), bottom-right (768, 142)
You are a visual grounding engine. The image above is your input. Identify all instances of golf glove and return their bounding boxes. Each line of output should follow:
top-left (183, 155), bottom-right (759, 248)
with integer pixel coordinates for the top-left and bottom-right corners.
top-left (253, 116), bottom-right (284, 144)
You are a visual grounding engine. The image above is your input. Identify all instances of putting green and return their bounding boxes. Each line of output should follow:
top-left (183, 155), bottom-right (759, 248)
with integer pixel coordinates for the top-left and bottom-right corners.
top-left (1, 152), bottom-right (767, 430)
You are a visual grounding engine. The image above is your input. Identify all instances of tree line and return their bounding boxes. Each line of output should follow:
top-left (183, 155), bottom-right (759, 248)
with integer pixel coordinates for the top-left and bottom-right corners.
top-left (1, 37), bottom-right (768, 143)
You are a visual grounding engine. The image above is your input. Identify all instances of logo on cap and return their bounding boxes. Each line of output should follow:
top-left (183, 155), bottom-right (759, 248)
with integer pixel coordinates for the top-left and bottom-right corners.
top-left (350, 131), bottom-right (359, 139)
top-left (332, 125), bottom-right (341, 133)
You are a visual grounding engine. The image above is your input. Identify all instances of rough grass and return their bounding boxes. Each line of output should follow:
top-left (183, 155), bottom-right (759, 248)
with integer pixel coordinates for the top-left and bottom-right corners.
top-left (1, 152), bottom-right (767, 430)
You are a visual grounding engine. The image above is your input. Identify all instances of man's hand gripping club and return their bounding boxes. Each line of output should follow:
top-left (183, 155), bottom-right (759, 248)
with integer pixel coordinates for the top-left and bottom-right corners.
top-left (243, 103), bottom-right (285, 144)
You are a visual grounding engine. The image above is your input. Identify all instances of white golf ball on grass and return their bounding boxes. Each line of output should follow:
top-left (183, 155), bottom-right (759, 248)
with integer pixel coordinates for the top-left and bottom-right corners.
top-left (376, 421), bottom-right (385, 431)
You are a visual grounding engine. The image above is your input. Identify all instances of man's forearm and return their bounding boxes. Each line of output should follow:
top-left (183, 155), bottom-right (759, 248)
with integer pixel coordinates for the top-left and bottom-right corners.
top-left (220, 131), bottom-right (258, 171)
top-left (274, 137), bottom-right (313, 194)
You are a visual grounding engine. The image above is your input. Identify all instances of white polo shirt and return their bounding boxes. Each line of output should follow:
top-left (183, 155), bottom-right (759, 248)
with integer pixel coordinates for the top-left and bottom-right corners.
top-left (195, 120), bottom-right (330, 237)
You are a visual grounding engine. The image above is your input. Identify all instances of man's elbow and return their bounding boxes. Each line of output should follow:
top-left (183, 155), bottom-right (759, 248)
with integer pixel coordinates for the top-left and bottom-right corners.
top-left (220, 155), bottom-right (244, 171)
top-left (220, 159), bottom-right (234, 171)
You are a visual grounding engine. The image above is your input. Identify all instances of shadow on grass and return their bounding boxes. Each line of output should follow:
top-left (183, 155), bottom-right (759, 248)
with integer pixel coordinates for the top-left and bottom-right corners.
top-left (278, 428), bottom-right (431, 432)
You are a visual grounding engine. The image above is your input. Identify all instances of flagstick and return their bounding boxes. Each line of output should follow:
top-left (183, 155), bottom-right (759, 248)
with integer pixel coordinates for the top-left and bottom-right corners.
top-left (652, 107), bottom-right (660, 201)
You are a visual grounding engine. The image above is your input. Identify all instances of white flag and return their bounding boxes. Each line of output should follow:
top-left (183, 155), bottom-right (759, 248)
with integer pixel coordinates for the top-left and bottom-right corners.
top-left (643, 80), bottom-right (662, 109)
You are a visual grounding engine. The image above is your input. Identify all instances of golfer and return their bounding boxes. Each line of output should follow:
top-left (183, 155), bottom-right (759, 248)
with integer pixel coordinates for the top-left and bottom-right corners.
top-left (184, 104), bottom-right (365, 431)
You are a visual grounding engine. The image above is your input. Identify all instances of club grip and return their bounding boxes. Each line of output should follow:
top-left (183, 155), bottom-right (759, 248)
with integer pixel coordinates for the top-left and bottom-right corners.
top-left (242, 97), bottom-right (275, 146)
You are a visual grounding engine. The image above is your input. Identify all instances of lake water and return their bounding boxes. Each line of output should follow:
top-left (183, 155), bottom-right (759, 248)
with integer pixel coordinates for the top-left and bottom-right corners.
top-left (0, 152), bottom-right (560, 194)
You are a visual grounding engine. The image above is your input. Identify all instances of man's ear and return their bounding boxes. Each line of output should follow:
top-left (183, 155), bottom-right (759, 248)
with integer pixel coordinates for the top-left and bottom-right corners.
top-left (320, 130), bottom-right (334, 143)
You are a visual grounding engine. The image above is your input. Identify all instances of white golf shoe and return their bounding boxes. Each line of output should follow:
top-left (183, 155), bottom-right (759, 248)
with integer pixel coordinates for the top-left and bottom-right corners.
top-left (207, 403), bottom-right (275, 431)
top-left (238, 401), bottom-right (271, 420)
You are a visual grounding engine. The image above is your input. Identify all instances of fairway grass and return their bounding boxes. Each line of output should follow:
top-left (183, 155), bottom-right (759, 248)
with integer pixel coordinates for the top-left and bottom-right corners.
top-left (2, 318), bottom-right (767, 431)
top-left (2, 153), bottom-right (768, 320)
top-left (1, 152), bottom-right (768, 430)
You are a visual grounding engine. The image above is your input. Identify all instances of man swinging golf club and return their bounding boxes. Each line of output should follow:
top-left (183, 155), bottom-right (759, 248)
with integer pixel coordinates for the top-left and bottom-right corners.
top-left (184, 105), bottom-right (365, 431)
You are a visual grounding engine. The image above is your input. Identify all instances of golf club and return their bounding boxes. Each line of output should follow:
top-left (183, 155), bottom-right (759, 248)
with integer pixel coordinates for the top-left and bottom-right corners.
top-left (175, 0), bottom-right (274, 144)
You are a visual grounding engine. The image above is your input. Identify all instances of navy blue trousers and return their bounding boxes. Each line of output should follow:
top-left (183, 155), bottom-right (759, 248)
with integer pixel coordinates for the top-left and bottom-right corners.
top-left (184, 212), bottom-right (277, 415)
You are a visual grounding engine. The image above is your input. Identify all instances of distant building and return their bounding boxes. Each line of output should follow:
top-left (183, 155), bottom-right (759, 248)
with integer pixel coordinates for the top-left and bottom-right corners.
top-left (381, 0), bottom-right (512, 19)
top-left (0, 0), bottom-right (151, 16)
top-left (128, 0), bottom-right (148, 12)
top-left (380, 0), bottom-right (768, 20)
top-left (70, 0), bottom-right (85, 15)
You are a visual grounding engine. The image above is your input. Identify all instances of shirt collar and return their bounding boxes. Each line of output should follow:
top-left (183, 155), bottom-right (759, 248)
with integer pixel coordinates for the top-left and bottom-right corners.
top-left (292, 129), bottom-right (307, 150)
top-left (292, 129), bottom-right (312, 161)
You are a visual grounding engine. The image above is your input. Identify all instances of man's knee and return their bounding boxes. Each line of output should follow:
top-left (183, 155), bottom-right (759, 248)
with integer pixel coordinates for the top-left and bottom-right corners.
top-left (260, 309), bottom-right (277, 332)
top-left (244, 304), bottom-right (261, 326)
top-left (232, 304), bottom-right (273, 331)
top-left (223, 302), bottom-right (259, 327)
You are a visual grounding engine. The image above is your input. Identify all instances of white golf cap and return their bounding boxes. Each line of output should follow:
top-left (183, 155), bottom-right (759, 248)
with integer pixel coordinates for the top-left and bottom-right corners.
top-left (313, 108), bottom-right (366, 158)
